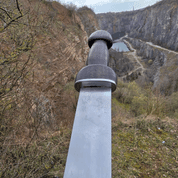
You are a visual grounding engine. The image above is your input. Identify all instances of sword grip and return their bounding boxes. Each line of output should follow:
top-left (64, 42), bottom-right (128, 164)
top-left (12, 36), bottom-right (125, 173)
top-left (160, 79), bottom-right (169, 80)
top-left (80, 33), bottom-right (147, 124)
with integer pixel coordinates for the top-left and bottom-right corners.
top-left (87, 40), bottom-right (109, 66)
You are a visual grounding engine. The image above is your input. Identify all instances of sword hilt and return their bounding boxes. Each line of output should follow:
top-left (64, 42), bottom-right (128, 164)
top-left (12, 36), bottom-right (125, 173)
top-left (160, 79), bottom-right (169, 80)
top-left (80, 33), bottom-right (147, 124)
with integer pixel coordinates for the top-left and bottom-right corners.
top-left (75, 30), bottom-right (117, 92)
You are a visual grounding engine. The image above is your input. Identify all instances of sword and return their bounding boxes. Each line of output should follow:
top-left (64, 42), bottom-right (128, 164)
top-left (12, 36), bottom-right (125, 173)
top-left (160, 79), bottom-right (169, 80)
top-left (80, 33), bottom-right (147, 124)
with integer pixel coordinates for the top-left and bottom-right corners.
top-left (63, 30), bottom-right (117, 178)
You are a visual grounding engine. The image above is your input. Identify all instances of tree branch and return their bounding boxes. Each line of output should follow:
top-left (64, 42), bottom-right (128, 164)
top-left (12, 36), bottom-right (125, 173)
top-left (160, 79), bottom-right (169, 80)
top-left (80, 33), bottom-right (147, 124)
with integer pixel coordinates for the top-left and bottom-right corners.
top-left (1, 0), bottom-right (23, 31)
top-left (0, 7), bottom-right (12, 19)
top-left (3, 14), bottom-right (23, 29)
top-left (15, 0), bottom-right (23, 16)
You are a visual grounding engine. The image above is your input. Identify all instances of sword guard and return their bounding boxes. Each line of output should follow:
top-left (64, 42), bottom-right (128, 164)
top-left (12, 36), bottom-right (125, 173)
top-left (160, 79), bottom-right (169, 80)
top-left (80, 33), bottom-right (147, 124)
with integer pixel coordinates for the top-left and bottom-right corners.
top-left (75, 64), bottom-right (117, 92)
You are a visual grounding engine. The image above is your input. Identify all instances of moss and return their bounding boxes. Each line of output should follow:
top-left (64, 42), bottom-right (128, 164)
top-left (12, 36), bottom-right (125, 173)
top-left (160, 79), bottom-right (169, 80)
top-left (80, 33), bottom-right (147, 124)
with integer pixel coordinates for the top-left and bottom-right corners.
top-left (63, 81), bottom-right (75, 92)
top-left (167, 65), bottom-right (178, 72)
top-left (148, 59), bottom-right (153, 64)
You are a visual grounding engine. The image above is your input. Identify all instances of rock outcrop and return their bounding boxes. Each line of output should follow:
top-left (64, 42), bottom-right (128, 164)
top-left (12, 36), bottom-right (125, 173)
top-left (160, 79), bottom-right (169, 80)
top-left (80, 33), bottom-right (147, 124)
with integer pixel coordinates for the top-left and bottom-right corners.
top-left (109, 49), bottom-right (135, 78)
top-left (0, 0), bottom-right (91, 140)
top-left (77, 6), bottom-right (100, 36)
top-left (124, 37), bottom-right (178, 95)
top-left (97, 0), bottom-right (178, 51)
top-left (97, 0), bottom-right (178, 95)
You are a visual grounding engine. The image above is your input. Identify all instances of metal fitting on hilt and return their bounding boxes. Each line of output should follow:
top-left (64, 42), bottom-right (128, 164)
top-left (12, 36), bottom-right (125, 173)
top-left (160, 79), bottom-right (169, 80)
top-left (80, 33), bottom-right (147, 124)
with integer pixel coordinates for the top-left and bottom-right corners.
top-left (75, 30), bottom-right (117, 92)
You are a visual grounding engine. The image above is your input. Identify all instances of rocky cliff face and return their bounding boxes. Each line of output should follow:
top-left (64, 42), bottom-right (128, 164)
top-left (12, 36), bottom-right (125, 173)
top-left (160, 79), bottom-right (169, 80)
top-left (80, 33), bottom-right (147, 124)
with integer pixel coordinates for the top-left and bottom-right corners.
top-left (0, 0), bottom-right (93, 142)
top-left (125, 37), bottom-right (178, 96)
top-left (97, 0), bottom-right (178, 51)
top-left (77, 6), bottom-right (100, 36)
top-left (97, 0), bottom-right (178, 95)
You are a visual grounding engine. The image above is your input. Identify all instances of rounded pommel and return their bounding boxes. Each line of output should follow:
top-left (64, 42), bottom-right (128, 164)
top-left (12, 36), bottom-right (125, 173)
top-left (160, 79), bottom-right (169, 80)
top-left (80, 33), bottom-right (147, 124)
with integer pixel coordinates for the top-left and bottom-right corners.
top-left (88, 30), bottom-right (113, 49)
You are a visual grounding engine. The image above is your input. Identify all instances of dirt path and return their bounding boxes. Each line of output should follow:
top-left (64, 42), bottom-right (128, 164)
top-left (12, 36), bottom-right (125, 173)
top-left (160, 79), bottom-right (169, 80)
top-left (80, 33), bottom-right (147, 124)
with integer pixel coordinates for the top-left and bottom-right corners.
top-left (119, 39), bottom-right (146, 79)
top-left (114, 35), bottom-right (178, 81)
top-left (125, 36), bottom-right (178, 55)
top-left (146, 42), bottom-right (178, 55)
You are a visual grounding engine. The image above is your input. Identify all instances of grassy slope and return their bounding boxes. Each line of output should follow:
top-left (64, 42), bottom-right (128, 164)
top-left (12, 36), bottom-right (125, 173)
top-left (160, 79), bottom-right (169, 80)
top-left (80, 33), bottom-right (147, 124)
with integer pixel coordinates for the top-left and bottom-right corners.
top-left (111, 79), bottom-right (178, 178)
top-left (0, 0), bottom-right (85, 177)
top-left (112, 115), bottom-right (178, 177)
top-left (3, 79), bottom-right (176, 178)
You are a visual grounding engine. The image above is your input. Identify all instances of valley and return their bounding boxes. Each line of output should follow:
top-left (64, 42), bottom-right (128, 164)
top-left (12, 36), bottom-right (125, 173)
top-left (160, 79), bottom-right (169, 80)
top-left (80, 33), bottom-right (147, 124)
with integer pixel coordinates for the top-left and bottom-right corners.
top-left (98, 0), bottom-right (178, 96)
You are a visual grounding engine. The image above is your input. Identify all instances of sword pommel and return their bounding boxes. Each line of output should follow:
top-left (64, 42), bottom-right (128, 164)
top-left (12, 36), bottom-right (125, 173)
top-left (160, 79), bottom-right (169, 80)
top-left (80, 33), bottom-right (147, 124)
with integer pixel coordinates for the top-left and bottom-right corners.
top-left (88, 30), bottom-right (113, 49)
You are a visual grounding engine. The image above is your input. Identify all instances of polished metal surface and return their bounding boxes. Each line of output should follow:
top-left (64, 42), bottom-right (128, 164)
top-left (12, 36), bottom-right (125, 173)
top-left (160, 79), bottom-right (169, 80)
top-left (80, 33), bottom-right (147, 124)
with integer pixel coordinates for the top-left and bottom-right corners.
top-left (63, 87), bottom-right (111, 178)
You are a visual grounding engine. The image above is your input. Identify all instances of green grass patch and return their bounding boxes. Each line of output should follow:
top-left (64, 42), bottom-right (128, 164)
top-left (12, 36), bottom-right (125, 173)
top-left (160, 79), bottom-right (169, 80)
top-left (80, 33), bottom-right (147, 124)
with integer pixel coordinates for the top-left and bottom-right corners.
top-left (112, 79), bottom-right (174, 118)
top-left (112, 119), bottom-right (178, 178)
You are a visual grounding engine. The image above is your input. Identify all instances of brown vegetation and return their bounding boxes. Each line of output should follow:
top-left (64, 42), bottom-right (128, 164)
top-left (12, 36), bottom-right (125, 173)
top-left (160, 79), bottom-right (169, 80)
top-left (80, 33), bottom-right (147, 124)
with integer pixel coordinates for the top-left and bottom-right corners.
top-left (77, 6), bottom-right (100, 36)
top-left (0, 0), bottom-right (90, 177)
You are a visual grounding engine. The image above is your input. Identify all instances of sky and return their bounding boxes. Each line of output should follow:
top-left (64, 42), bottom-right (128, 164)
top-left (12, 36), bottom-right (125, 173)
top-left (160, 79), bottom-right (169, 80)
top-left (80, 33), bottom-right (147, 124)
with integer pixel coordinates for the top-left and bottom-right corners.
top-left (57, 0), bottom-right (162, 14)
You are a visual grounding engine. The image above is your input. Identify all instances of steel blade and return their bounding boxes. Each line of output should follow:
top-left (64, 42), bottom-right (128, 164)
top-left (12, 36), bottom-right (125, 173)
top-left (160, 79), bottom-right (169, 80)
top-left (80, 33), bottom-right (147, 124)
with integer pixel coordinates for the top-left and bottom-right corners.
top-left (63, 87), bottom-right (112, 178)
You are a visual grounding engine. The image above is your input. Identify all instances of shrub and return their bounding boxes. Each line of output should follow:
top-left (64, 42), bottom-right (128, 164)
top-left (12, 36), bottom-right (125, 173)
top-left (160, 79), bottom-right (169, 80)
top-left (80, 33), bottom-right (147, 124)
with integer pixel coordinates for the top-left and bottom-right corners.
top-left (113, 79), bottom-right (168, 117)
top-left (130, 94), bottom-right (147, 116)
top-left (164, 91), bottom-right (178, 117)
top-left (63, 2), bottom-right (78, 17)
top-left (148, 59), bottom-right (153, 64)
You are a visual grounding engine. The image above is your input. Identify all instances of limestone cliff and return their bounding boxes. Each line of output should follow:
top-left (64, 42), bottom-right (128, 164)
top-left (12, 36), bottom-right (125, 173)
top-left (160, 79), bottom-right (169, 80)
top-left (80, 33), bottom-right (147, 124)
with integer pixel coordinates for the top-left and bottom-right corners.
top-left (124, 37), bottom-right (178, 96)
top-left (97, 0), bottom-right (178, 51)
top-left (0, 0), bottom-right (93, 142)
top-left (77, 6), bottom-right (100, 36)
top-left (97, 0), bottom-right (178, 96)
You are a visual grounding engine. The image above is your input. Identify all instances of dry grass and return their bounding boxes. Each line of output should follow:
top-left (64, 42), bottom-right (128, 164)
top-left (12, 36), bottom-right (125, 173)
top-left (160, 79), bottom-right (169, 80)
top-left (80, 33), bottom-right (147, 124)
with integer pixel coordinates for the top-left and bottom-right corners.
top-left (112, 117), bottom-right (178, 178)
top-left (0, 1), bottom-right (88, 177)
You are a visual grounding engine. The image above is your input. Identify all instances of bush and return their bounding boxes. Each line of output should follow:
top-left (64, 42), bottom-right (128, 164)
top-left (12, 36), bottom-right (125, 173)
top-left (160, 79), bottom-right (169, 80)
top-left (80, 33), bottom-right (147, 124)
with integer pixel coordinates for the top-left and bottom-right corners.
top-left (164, 91), bottom-right (178, 117)
top-left (114, 80), bottom-right (144, 105)
top-left (113, 79), bottom-right (168, 117)
top-left (148, 59), bottom-right (153, 64)
top-left (130, 94), bottom-right (147, 116)
top-left (63, 2), bottom-right (78, 17)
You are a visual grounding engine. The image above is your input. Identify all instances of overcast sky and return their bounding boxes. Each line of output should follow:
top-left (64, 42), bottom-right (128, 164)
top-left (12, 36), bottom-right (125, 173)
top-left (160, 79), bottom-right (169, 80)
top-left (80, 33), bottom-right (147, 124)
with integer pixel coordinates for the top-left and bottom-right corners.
top-left (57, 0), bottom-right (162, 14)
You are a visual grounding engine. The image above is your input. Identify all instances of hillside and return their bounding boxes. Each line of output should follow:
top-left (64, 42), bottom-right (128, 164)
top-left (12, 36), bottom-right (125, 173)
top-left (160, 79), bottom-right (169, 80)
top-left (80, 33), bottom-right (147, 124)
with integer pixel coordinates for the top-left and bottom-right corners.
top-left (0, 0), bottom-right (178, 178)
top-left (77, 6), bottom-right (100, 36)
top-left (0, 0), bottom-right (98, 177)
top-left (97, 0), bottom-right (178, 96)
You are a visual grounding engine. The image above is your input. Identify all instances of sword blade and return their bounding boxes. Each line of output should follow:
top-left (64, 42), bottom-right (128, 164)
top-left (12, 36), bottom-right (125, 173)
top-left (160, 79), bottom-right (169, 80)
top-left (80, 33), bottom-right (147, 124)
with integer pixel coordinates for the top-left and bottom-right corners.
top-left (64, 87), bottom-right (112, 178)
